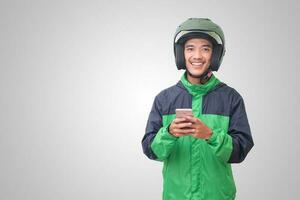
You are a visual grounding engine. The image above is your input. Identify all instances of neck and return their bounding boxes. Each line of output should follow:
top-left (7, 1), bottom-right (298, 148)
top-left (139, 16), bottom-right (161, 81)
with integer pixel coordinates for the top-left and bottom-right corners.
top-left (186, 73), bottom-right (210, 85)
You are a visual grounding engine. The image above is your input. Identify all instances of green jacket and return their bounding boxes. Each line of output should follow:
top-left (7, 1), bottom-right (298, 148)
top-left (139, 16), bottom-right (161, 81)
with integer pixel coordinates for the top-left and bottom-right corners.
top-left (142, 73), bottom-right (254, 200)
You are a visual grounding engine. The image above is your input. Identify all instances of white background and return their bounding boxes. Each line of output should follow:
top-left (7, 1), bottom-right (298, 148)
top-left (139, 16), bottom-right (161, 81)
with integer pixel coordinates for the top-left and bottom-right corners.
top-left (1, 0), bottom-right (299, 199)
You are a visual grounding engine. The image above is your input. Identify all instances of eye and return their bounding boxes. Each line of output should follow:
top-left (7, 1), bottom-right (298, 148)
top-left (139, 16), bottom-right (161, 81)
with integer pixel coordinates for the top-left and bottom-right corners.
top-left (185, 47), bottom-right (193, 52)
top-left (202, 47), bottom-right (211, 52)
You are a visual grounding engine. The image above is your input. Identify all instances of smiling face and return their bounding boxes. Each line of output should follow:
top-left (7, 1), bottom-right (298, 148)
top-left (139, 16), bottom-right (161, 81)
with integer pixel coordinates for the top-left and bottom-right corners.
top-left (184, 38), bottom-right (213, 84)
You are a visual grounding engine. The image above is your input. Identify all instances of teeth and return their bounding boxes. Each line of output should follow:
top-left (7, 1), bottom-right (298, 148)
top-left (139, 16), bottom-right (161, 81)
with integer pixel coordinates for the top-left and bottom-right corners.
top-left (192, 63), bottom-right (203, 66)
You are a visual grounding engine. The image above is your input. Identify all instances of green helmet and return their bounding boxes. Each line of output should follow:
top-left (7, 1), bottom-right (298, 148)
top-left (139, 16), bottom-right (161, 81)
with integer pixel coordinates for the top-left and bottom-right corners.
top-left (174, 18), bottom-right (226, 71)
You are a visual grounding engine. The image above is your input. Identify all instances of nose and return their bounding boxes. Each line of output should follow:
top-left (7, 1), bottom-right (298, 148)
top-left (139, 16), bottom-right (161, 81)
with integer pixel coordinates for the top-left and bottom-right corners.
top-left (193, 49), bottom-right (203, 59)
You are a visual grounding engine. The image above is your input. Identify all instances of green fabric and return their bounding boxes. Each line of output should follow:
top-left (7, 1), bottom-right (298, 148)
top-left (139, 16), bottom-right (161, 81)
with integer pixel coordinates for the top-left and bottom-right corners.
top-left (180, 72), bottom-right (220, 97)
top-left (151, 73), bottom-right (235, 200)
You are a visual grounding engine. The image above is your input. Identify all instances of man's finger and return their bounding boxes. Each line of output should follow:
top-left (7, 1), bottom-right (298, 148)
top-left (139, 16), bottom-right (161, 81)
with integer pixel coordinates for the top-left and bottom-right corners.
top-left (175, 128), bottom-right (195, 134)
top-left (174, 117), bottom-right (189, 124)
top-left (186, 116), bottom-right (203, 124)
top-left (174, 133), bottom-right (185, 137)
top-left (185, 116), bottom-right (197, 123)
top-left (177, 122), bottom-right (192, 129)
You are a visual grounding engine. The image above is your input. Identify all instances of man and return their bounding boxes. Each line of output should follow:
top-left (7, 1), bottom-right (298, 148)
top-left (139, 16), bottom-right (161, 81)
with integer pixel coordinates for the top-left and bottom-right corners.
top-left (142, 18), bottom-right (254, 200)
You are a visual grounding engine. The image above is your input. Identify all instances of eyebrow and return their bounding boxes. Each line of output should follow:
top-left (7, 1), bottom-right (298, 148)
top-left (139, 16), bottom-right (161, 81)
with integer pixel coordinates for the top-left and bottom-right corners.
top-left (185, 44), bottom-right (212, 48)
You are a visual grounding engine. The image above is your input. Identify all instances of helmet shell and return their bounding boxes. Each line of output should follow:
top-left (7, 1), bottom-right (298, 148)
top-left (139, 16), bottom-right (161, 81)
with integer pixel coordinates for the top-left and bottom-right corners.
top-left (174, 18), bottom-right (226, 71)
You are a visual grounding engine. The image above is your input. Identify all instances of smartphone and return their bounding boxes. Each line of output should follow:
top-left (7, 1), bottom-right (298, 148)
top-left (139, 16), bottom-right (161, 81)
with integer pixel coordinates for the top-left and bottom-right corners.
top-left (175, 108), bottom-right (193, 118)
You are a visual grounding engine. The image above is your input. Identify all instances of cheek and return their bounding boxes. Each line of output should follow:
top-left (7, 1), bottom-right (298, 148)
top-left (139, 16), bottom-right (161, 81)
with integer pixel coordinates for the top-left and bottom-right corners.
top-left (184, 52), bottom-right (188, 60)
top-left (206, 52), bottom-right (213, 60)
top-left (184, 56), bottom-right (191, 65)
top-left (184, 52), bottom-right (191, 61)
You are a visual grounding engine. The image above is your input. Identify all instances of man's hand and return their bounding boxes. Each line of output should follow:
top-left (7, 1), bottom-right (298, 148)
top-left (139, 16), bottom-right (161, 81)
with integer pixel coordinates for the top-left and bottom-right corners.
top-left (169, 118), bottom-right (195, 137)
top-left (185, 116), bottom-right (213, 139)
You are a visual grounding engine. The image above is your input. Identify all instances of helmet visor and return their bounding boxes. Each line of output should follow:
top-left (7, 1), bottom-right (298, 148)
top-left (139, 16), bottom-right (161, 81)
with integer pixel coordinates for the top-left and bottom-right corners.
top-left (175, 30), bottom-right (223, 45)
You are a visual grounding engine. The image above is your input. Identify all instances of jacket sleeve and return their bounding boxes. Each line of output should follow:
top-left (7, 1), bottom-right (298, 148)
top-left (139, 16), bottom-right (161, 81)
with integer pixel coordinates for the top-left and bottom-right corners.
top-left (142, 95), bottom-right (178, 161)
top-left (206, 91), bottom-right (254, 163)
top-left (227, 93), bottom-right (254, 163)
top-left (206, 128), bottom-right (233, 163)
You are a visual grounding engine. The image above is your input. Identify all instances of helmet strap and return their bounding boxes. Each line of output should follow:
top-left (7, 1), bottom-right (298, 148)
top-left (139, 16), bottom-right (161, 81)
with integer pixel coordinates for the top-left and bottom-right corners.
top-left (199, 69), bottom-right (213, 84)
top-left (186, 68), bottom-right (213, 84)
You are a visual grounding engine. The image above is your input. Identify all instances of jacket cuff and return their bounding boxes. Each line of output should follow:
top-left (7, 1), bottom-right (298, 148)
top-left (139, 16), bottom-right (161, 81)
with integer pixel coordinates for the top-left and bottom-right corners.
top-left (150, 125), bottom-right (178, 161)
top-left (162, 125), bottom-right (178, 140)
top-left (206, 130), bottom-right (217, 144)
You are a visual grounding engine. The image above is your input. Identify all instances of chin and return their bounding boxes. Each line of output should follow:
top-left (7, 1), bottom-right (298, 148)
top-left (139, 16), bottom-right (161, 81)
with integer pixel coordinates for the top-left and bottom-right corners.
top-left (187, 70), bottom-right (205, 78)
top-left (187, 65), bottom-right (209, 75)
